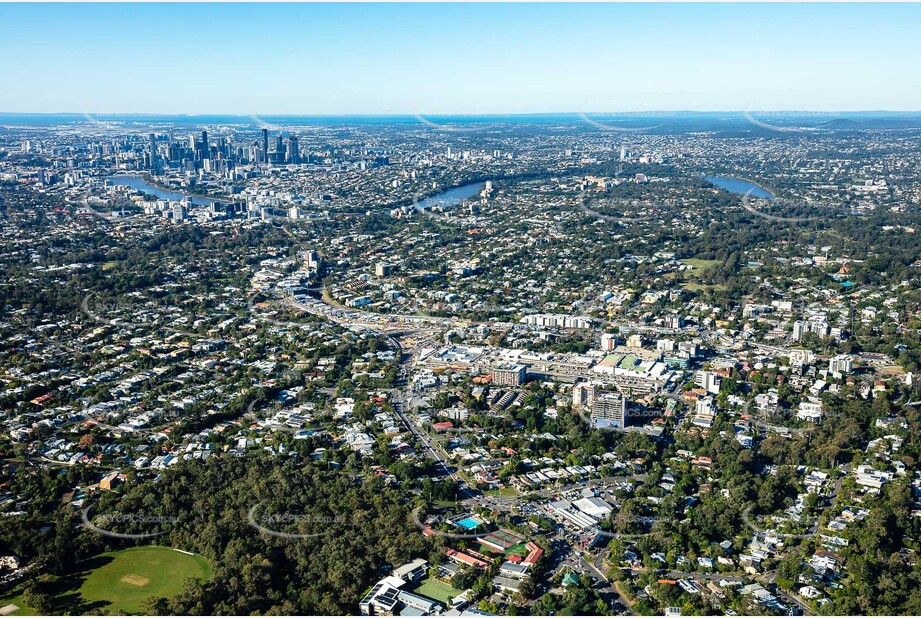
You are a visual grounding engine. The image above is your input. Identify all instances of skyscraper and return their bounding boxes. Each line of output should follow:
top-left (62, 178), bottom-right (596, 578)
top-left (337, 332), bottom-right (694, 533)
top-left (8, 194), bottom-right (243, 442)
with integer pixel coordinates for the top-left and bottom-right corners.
top-left (286, 136), bottom-right (299, 164)
top-left (148, 133), bottom-right (158, 169)
top-left (200, 130), bottom-right (209, 160)
top-left (262, 128), bottom-right (269, 162)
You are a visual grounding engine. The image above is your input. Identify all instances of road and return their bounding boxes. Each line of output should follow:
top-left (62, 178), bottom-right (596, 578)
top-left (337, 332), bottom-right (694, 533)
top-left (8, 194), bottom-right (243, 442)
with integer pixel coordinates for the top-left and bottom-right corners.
top-left (388, 337), bottom-right (458, 480)
top-left (568, 540), bottom-right (635, 615)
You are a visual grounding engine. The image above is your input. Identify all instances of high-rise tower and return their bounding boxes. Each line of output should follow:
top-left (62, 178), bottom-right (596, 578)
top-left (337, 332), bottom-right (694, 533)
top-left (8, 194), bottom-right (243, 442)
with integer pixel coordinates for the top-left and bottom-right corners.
top-left (286, 136), bottom-right (299, 164)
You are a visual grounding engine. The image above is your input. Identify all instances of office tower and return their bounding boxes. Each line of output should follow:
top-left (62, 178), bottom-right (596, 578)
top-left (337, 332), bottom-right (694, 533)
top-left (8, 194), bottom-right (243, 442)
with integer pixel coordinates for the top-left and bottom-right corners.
top-left (148, 133), bottom-right (158, 168)
top-left (287, 136), bottom-right (299, 164)
top-left (200, 130), bottom-right (209, 160)
top-left (262, 128), bottom-right (269, 162)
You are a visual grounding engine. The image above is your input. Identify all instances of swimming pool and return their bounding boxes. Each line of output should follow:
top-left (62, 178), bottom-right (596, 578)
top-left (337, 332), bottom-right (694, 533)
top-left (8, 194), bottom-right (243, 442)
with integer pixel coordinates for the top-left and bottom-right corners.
top-left (455, 517), bottom-right (481, 530)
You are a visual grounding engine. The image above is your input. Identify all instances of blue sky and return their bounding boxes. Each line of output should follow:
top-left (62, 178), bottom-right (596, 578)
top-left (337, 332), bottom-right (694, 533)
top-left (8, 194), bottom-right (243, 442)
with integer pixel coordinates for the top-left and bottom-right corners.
top-left (1, 3), bottom-right (919, 114)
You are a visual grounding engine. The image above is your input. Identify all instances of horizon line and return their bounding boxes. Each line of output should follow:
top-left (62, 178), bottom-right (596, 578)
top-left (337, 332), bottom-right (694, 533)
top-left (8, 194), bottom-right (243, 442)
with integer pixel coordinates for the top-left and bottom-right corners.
top-left (4, 110), bottom-right (921, 118)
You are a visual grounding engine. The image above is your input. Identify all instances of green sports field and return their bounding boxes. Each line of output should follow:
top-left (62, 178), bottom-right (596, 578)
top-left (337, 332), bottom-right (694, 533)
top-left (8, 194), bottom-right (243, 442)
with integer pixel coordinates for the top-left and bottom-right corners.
top-left (411, 577), bottom-right (461, 604)
top-left (73, 546), bottom-right (211, 614)
top-left (1, 546), bottom-right (211, 615)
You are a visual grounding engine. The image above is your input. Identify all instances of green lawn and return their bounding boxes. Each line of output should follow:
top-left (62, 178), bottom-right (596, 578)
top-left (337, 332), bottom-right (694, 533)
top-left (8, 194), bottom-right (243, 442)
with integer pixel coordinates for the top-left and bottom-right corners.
top-left (682, 282), bottom-right (728, 292)
top-left (9, 546), bottom-right (211, 615)
top-left (671, 259), bottom-right (727, 292)
top-left (484, 487), bottom-right (519, 498)
top-left (412, 577), bottom-right (461, 604)
top-left (477, 543), bottom-right (500, 555)
top-left (0, 590), bottom-right (35, 616)
top-left (73, 547), bottom-right (210, 614)
top-left (681, 258), bottom-right (720, 273)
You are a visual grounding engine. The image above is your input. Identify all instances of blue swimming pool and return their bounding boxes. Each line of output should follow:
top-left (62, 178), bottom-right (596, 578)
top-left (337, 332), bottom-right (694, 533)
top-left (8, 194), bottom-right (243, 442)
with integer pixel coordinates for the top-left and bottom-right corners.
top-left (456, 517), bottom-right (481, 530)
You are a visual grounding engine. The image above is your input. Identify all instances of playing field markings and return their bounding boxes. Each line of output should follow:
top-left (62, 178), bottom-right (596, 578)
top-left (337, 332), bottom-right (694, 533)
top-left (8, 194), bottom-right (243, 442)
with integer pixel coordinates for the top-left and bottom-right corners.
top-left (120, 574), bottom-right (150, 587)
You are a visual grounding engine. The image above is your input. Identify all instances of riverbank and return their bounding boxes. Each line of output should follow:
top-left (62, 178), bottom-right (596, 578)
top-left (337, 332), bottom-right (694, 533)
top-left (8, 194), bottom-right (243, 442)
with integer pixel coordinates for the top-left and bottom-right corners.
top-left (141, 173), bottom-right (229, 202)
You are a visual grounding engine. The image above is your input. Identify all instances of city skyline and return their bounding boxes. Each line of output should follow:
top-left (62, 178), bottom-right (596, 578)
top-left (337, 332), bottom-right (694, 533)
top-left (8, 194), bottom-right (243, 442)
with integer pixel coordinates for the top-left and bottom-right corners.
top-left (2, 2), bottom-right (921, 115)
top-left (5, 5), bottom-right (921, 615)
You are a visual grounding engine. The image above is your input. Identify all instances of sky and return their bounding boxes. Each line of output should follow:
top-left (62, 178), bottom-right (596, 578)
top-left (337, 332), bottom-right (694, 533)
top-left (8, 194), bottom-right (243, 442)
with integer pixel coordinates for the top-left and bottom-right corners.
top-left (1, 2), bottom-right (920, 115)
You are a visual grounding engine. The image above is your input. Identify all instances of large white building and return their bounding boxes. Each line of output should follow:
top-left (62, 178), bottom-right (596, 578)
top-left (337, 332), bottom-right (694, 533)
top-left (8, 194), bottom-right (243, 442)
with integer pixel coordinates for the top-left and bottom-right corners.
top-left (520, 313), bottom-right (594, 330)
top-left (572, 381), bottom-right (600, 410)
top-left (573, 496), bottom-right (613, 519)
top-left (789, 349), bottom-right (817, 365)
top-left (492, 364), bottom-right (527, 386)
top-left (796, 399), bottom-right (824, 422)
top-left (549, 500), bottom-right (599, 529)
top-left (793, 319), bottom-right (828, 342)
top-left (694, 370), bottom-right (722, 395)
top-left (829, 354), bottom-right (853, 376)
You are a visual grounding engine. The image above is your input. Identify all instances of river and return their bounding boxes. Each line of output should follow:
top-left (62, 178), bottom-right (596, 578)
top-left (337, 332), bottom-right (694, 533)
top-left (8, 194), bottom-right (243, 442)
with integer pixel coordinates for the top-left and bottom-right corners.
top-left (106, 175), bottom-right (214, 206)
top-left (416, 182), bottom-right (485, 210)
top-left (704, 176), bottom-right (775, 200)
top-left (110, 175), bottom-right (486, 212)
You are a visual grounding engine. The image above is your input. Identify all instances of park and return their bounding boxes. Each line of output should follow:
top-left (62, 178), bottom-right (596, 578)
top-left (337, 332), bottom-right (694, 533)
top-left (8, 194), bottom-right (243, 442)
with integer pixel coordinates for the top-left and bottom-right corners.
top-left (0, 546), bottom-right (211, 615)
